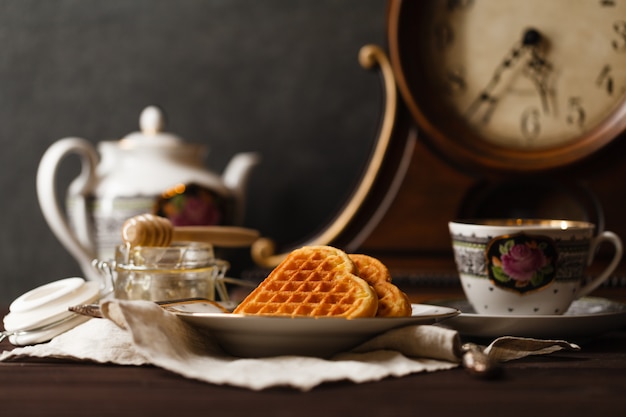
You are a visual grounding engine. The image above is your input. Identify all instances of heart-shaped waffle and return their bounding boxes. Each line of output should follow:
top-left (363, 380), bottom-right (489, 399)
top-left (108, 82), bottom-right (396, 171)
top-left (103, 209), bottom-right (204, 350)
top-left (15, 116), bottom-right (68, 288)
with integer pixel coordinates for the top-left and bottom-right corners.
top-left (349, 254), bottom-right (412, 317)
top-left (234, 246), bottom-right (377, 318)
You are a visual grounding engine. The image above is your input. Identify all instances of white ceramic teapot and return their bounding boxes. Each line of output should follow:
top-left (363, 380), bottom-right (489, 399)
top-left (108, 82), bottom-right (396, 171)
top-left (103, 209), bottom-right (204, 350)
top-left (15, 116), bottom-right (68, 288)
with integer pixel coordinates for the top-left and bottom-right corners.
top-left (37, 106), bottom-right (259, 281)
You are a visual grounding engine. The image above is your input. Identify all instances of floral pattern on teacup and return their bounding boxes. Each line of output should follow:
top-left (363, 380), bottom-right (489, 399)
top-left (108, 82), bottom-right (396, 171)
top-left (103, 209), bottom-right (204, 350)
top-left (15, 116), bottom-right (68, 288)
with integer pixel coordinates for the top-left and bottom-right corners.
top-left (486, 233), bottom-right (558, 294)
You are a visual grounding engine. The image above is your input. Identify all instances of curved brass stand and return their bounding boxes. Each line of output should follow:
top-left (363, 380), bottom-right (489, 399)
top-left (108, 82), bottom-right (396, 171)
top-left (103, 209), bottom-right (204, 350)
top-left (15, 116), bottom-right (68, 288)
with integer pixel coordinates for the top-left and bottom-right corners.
top-left (251, 44), bottom-right (414, 268)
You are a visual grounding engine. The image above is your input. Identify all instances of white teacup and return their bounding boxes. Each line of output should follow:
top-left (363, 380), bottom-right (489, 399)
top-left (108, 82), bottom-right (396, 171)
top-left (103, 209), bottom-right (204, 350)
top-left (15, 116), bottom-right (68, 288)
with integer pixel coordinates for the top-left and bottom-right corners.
top-left (449, 219), bottom-right (623, 315)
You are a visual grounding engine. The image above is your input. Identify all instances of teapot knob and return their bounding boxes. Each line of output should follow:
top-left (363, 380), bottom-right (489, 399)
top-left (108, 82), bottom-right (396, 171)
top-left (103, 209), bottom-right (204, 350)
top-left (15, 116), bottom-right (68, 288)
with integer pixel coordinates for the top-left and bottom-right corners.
top-left (122, 106), bottom-right (181, 145)
top-left (139, 106), bottom-right (166, 134)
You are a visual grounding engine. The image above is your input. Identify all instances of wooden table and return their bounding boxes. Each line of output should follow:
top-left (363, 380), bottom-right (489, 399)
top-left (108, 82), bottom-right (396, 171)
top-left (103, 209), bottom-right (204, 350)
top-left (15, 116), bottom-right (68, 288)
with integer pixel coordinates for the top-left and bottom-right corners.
top-left (1, 287), bottom-right (625, 417)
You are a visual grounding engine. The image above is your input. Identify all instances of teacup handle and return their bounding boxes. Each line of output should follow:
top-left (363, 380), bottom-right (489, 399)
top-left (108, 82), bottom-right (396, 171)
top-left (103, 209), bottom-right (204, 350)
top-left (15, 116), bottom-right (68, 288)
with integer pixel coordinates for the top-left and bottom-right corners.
top-left (36, 137), bottom-right (100, 282)
top-left (577, 231), bottom-right (623, 298)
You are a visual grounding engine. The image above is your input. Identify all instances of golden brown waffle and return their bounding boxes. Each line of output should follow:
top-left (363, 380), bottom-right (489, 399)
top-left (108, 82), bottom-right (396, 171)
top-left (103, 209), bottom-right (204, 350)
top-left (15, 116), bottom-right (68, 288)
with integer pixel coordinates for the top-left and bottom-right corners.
top-left (349, 254), bottom-right (412, 317)
top-left (233, 246), bottom-right (378, 318)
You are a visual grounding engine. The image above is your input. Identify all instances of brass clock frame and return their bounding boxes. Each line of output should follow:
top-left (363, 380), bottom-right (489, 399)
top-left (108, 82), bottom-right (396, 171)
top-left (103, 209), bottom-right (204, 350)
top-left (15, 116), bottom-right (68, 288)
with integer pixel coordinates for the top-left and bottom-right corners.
top-left (251, 44), bottom-right (415, 268)
top-left (387, 0), bottom-right (626, 172)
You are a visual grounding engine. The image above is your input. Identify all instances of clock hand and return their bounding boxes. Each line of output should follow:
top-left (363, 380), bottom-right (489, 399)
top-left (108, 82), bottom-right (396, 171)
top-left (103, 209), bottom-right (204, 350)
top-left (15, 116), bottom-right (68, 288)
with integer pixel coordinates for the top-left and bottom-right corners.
top-left (466, 28), bottom-right (545, 124)
top-left (521, 33), bottom-right (555, 116)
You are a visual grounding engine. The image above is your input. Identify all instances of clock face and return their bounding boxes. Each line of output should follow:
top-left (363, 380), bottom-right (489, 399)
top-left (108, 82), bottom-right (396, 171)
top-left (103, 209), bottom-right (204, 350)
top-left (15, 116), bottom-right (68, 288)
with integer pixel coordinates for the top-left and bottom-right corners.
top-left (388, 0), bottom-right (626, 170)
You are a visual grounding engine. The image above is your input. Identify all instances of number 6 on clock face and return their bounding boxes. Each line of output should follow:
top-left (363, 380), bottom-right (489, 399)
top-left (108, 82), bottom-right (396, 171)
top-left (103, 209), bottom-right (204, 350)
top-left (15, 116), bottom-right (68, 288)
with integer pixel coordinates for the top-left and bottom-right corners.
top-left (388, 0), bottom-right (626, 171)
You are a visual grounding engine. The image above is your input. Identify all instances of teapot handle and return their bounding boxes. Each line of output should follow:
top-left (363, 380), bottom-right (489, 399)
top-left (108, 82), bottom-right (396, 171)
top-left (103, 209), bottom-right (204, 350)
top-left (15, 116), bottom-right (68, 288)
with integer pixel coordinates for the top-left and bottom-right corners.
top-left (36, 137), bottom-right (101, 282)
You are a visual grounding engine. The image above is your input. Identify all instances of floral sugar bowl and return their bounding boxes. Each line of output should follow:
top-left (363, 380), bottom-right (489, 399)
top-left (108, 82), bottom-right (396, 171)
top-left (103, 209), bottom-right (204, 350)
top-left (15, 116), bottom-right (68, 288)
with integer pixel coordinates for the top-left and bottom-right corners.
top-left (37, 106), bottom-right (259, 282)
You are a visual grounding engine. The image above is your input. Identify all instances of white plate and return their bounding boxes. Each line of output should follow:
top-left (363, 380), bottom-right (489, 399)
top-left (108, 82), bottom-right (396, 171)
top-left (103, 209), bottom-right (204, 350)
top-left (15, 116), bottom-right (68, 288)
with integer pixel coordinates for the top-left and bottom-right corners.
top-left (169, 303), bottom-right (459, 358)
top-left (430, 297), bottom-right (626, 340)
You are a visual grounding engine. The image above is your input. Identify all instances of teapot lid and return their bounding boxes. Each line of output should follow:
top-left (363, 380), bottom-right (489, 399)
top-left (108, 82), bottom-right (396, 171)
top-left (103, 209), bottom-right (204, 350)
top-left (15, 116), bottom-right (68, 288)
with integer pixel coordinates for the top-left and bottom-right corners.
top-left (120, 106), bottom-right (184, 147)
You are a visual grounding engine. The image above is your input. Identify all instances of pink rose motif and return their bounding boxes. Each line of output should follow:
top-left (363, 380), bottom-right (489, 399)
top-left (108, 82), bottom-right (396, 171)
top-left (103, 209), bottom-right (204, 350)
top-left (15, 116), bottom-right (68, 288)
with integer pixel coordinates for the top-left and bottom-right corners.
top-left (487, 234), bottom-right (557, 293)
top-left (500, 243), bottom-right (548, 282)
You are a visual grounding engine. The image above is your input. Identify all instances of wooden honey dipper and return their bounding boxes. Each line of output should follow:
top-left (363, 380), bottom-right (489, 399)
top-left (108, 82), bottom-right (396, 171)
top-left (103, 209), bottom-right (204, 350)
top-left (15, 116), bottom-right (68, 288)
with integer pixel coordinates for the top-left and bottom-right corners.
top-left (121, 213), bottom-right (260, 248)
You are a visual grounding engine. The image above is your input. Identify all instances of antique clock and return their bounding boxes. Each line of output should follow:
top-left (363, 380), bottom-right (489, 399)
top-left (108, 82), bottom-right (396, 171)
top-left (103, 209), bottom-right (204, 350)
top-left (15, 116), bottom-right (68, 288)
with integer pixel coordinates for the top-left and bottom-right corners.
top-left (387, 0), bottom-right (626, 171)
top-left (252, 1), bottom-right (626, 267)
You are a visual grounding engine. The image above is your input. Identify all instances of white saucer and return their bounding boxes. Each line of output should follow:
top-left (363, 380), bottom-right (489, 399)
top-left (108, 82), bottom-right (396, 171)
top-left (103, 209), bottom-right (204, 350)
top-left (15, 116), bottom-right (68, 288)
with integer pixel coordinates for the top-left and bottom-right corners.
top-left (169, 303), bottom-right (460, 357)
top-left (430, 297), bottom-right (626, 340)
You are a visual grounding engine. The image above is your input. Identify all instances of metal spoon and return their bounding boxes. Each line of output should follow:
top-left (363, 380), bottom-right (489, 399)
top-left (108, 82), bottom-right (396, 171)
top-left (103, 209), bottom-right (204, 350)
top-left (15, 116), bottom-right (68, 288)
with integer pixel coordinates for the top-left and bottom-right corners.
top-left (461, 342), bottom-right (503, 378)
top-left (68, 297), bottom-right (237, 319)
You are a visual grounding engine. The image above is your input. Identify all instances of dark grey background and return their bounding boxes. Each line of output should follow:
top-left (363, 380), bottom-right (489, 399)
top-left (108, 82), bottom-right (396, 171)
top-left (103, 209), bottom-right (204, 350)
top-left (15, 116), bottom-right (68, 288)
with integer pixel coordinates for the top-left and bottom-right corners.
top-left (0, 0), bottom-right (387, 303)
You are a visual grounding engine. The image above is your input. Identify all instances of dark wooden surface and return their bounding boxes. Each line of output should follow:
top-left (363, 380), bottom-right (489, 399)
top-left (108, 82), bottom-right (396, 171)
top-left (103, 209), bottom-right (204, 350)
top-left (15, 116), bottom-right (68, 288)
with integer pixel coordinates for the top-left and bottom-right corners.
top-left (1, 337), bottom-right (625, 417)
top-left (2, 289), bottom-right (626, 417)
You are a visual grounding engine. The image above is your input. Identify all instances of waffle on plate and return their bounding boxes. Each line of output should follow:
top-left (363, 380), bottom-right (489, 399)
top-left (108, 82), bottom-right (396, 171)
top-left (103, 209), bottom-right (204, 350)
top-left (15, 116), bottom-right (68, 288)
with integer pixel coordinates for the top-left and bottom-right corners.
top-left (235, 246), bottom-right (411, 318)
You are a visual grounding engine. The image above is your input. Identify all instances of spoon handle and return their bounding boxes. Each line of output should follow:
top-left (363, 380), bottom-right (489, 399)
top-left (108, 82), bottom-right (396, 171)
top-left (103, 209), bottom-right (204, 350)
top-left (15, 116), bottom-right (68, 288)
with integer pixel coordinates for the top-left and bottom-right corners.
top-left (68, 297), bottom-right (232, 319)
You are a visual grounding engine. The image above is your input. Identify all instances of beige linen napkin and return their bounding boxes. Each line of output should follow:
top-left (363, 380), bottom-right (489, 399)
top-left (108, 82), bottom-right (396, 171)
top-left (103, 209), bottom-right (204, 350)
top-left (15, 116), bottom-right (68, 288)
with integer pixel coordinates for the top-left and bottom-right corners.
top-left (0, 300), bottom-right (580, 391)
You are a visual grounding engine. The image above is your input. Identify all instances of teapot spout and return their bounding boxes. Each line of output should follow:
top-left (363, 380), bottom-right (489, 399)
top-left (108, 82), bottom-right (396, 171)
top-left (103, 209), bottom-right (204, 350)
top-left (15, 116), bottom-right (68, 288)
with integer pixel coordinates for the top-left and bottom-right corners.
top-left (223, 152), bottom-right (261, 224)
